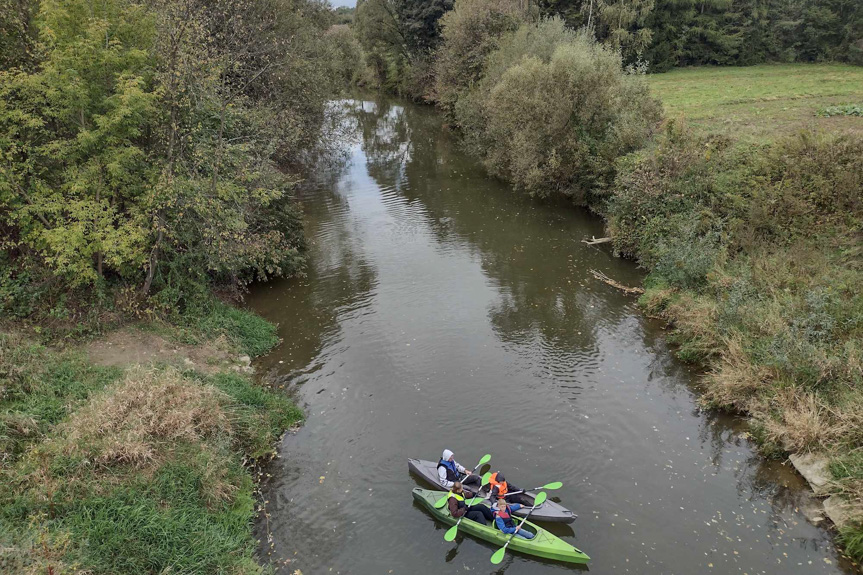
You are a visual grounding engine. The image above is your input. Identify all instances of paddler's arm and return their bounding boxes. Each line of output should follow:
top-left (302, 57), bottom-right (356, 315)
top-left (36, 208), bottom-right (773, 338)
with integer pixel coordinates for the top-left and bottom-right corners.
top-left (448, 497), bottom-right (466, 518)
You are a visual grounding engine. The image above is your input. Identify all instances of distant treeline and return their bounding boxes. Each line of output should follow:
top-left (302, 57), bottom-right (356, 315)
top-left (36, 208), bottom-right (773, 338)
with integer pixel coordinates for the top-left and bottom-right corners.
top-left (0, 0), bottom-right (357, 321)
top-left (540, 0), bottom-right (863, 69)
top-left (353, 0), bottom-right (862, 90)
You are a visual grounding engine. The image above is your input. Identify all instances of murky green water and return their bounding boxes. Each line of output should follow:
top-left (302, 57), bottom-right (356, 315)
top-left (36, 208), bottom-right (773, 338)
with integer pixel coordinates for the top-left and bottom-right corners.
top-left (248, 99), bottom-right (856, 574)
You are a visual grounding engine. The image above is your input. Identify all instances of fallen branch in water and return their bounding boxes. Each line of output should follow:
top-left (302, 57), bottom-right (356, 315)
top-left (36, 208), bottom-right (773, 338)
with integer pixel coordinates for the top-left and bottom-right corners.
top-left (589, 269), bottom-right (644, 295)
top-left (582, 236), bottom-right (613, 245)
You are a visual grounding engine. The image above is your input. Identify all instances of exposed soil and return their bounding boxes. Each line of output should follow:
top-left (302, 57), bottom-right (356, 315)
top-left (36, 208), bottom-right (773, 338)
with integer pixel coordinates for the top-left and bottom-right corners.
top-left (84, 327), bottom-right (240, 374)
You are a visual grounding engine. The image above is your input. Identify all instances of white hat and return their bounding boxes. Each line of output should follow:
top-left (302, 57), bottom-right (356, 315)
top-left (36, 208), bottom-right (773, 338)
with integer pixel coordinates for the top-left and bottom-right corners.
top-left (442, 449), bottom-right (454, 461)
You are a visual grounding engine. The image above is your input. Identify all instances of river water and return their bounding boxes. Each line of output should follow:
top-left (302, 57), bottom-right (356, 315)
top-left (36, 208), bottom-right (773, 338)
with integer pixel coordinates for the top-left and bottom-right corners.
top-left (248, 99), bottom-right (856, 575)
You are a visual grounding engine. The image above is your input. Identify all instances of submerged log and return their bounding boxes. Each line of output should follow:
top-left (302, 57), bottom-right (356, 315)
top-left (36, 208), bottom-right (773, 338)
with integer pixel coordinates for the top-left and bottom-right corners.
top-left (581, 236), bottom-right (613, 245)
top-left (588, 269), bottom-right (644, 295)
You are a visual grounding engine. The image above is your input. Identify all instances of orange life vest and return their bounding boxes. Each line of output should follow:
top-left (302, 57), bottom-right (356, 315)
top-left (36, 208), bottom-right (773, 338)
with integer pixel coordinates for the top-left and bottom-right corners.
top-left (489, 472), bottom-right (509, 497)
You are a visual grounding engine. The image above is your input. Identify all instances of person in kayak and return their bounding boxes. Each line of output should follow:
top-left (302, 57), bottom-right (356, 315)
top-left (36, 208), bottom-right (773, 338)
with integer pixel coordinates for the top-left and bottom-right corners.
top-left (447, 481), bottom-right (494, 525)
top-left (488, 471), bottom-right (527, 504)
top-left (437, 449), bottom-right (482, 490)
top-left (494, 498), bottom-right (535, 540)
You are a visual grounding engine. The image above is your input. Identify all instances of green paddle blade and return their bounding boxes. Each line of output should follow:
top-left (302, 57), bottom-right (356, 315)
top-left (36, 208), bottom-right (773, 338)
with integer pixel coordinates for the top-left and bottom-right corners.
top-left (534, 491), bottom-right (548, 505)
top-left (490, 546), bottom-right (507, 564)
top-left (542, 481), bottom-right (563, 490)
top-left (477, 453), bottom-right (491, 466)
top-left (444, 524), bottom-right (459, 542)
top-left (434, 495), bottom-right (448, 509)
top-left (481, 471), bottom-right (492, 485)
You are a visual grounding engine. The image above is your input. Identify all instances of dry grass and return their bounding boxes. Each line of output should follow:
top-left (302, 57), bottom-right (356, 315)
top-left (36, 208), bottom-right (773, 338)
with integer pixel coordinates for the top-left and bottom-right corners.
top-left (704, 336), bottom-right (771, 410)
top-left (757, 388), bottom-right (863, 455)
top-left (1, 356), bottom-right (300, 574)
top-left (48, 367), bottom-right (231, 470)
top-left (664, 293), bottom-right (722, 361)
top-left (764, 390), bottom-right (836, 452)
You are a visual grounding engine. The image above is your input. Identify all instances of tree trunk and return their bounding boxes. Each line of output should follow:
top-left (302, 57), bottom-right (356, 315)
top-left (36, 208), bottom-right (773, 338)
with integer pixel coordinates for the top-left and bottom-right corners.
top-left (212, 104), bottom-right (225, 194)
top-left (95, 183), bottom-right (103, 278)
top-left (141, 212), bottom-right (163, 295)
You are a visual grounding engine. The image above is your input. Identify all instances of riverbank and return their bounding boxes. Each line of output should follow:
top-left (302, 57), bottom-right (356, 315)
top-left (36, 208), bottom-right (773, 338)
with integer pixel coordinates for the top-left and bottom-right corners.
top-left (0, 305), bottom-right (301, 574)
top-left (603, 65), bottom-right (863, 561)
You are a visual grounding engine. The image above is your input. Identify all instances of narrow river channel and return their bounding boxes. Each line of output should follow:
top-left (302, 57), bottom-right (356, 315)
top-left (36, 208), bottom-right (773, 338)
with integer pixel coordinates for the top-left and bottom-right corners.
top-left (248, 99), bottom-right (856, 575)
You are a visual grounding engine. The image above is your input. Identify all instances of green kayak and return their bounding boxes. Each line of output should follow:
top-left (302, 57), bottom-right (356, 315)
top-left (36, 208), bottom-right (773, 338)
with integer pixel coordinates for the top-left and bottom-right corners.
top-left (412, 488), bottom-right (590, 565)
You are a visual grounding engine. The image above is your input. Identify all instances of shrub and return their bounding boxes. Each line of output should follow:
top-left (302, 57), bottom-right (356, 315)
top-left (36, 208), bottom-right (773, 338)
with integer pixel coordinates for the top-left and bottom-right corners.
top-left (434, 0), bottom-right (525, 118)
top-left (455, 18), bottom-right (661, 202)
top-left (607, 121), bottom-right (747, 265)
top-left (326, 25), bottom-right (368, 88)
top-left (652, 225), bottom-right (723, 291)
top-left (816, 103), bottom-right (862, 117)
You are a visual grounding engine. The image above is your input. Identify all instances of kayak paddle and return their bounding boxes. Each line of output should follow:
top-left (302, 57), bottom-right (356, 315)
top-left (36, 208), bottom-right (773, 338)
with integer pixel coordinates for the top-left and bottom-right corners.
top-left (434, 454), bottom-right (491, 508)
top-left (506, 481), bottom-right (563, 496)
top-left (443, 473), bottom-right (493, 542)
top-left (490, 491), bottom-right (548, 565)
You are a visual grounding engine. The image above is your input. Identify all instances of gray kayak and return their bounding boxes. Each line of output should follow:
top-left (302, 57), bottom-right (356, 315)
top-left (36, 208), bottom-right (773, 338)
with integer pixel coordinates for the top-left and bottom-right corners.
top-left (407, 458), bottom-right (577, 524)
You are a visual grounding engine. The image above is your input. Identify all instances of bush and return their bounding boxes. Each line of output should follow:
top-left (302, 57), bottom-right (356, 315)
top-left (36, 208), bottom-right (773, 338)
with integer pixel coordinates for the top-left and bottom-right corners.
top-left (326, 25), bottom-right (368, 88)
top-left (652, 225), bottom-right (723, 291)
top-left (455, 18), bottom-right (661, 202)
top-left (816, 103), bottom-right (862, 117)
top-left (607, 121), bottom-right (746, 265)
top-left (434, 0), bottom-right (525, 118)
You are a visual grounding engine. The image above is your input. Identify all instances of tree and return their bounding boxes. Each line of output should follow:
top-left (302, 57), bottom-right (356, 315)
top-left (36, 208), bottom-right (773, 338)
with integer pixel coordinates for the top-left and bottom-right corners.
top-left (434, 0), bottom-right (526, 117)
top-left (398, 0), bottom-right (454, 54)
top-left (0, 0), bottom-right (158, 285)
top-left (592, 0), bottom-right (655, 59)
top-left (1, 0), bottom-right (341, 306)
top-left (0, 0), bottom-right (37, 70)
top-left (456, 18), bottom-right (662, 202)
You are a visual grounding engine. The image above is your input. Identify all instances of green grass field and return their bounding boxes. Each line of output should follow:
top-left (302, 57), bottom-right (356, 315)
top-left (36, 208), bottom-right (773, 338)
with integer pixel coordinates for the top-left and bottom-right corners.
top-left (648, 64), bottom-right (863, 140)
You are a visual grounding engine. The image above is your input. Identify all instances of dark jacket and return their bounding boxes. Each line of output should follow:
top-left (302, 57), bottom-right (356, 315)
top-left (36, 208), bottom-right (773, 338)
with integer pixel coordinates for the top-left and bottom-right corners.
top-left (447, 493), bottom-right (468, 518)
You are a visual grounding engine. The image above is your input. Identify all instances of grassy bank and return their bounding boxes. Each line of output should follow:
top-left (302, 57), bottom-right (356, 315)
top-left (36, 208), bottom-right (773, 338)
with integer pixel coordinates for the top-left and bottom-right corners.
top-left (0, 307), bottom-right (301, 574)
top-left (614, 64), bottom-right (863, 560)
top-left (647, 64), bottom-right (863, 141)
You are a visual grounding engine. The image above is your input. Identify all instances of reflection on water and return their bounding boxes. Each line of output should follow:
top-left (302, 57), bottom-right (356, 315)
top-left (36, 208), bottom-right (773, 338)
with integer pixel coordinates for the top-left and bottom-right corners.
top-left (249, 99), bottom-right (857, 574)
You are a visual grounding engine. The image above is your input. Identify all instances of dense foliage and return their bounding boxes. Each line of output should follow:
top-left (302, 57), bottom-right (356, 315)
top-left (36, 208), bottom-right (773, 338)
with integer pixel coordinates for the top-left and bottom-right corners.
top-left (455, 18), bottom-right (661, 201)
top-left (434, 0), bottom-right (526, 114)
top-left (0, 0), bottom-right (344, 318)
top-left (353, 0), bottom-right (862, 85)
top-left (539, 0), bottom-right (863, 67)
top-left (355, 0), bottom-right (661, 199)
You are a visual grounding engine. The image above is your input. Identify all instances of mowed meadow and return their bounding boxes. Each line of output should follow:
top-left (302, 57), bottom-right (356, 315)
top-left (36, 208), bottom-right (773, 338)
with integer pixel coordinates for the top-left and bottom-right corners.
top-left (648, 64), bottom-right (863, 140)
